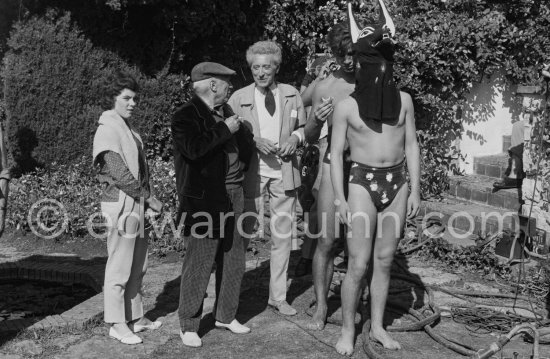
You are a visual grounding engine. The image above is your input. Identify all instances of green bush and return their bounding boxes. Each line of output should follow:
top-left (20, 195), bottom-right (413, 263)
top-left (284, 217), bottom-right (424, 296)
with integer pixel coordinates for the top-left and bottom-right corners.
top-left (1, 11), bottom-right (192, 173)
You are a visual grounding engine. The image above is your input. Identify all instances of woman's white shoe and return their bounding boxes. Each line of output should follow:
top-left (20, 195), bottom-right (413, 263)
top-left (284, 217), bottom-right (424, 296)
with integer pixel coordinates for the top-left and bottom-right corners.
top-left (109, 327), bottom-right (142, 345)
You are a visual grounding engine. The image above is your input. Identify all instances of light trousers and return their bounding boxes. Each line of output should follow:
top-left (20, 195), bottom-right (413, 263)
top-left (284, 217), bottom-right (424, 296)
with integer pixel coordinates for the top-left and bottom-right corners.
top-left (102, 197), bottom-right (147, 323)
top-left (244, 175), bottom-right (296, 302)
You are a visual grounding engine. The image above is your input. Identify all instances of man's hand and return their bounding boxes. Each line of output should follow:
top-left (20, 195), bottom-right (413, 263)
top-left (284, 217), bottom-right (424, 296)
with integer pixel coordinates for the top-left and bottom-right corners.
top-left (255, 137), bottom-right (278, 155)
top-left (146, 196), bottom-right (163, 213)
top-left (406, 191), bottom-right (420, 219)
top-left (336, 199), bottom-right (352, 228)
top-left (314, 98), bottom-right (334, 122)
top-left (224, 115), bottom-right (242, 134)
top-left (278, 134), bottom-right (299, 157)
top-left (318, 62), bottom-right (331, 80)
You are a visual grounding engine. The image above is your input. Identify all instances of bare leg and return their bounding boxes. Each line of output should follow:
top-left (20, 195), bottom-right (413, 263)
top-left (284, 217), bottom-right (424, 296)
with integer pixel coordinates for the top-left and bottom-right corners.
top-left (308, 164), bottom-right (338, 330)
top-left (508, 156), bottom-right (517, 179)
top-left (336, 183), bottom-right (377, 356)
top-left (369, 185), bottom-right (408, 350)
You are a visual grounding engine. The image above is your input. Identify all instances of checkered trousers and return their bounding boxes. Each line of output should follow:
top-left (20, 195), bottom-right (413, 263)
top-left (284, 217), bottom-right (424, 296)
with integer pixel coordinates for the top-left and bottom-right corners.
top-left (178, 186), bottom-right (245, 332)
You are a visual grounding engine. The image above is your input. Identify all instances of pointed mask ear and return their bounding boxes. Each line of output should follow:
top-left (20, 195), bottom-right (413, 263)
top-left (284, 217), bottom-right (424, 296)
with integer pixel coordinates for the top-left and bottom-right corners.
top-left (378, 0), bottom-right (395, 37)
top-left (347, 2), bottom-right (360, 44)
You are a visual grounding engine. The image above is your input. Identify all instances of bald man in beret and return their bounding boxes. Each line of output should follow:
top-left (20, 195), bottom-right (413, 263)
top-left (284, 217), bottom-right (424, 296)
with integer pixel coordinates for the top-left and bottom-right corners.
top-left (172, 62), bottom-right (254, 347)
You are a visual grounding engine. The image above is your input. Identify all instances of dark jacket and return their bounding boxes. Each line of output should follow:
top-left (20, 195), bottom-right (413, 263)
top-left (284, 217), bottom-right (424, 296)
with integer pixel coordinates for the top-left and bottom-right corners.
top-left (172, 95), bottom-right (254, 232)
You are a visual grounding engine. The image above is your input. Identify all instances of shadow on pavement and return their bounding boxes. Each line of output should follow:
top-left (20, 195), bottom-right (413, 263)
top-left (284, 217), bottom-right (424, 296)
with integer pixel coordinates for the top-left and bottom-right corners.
top-left (143, 248), bottom-right (316, 337)
top-left (383, 254), bottom-right (426, 327)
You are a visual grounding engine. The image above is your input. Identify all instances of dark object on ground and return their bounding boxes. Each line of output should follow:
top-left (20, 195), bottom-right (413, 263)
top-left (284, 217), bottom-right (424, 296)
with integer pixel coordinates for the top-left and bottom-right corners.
top-left (333, 257), bottom-right (348, 273)
top-left (294, 257), bottom-right (312, 277)
top-left (493, 177), bottom-right (521, 190)
top-left (298, 144), bottom-right (320, 212)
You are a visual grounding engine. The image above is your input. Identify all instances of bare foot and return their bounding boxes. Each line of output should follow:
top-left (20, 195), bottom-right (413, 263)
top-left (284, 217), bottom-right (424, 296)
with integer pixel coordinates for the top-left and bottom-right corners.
top-left (306, 304), bottom-right (327, 330)
top-left (369, 327), bottom-right (401, 350)
top-left (335, 328), bottom-right (355, 356)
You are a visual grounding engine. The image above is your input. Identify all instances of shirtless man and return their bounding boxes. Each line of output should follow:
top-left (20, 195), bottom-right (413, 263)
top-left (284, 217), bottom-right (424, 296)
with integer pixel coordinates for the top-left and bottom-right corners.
top-left (303, 22), bottom-right (357, 331)
top-left (331, 1), bottom-right (420, 355)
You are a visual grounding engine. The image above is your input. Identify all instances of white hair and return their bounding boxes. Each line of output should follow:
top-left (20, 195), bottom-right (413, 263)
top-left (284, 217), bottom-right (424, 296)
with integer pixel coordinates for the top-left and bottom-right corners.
top-left (246, 40), bottom-right (282, 67)
top-left (192, 78), bottom-right (212, 95)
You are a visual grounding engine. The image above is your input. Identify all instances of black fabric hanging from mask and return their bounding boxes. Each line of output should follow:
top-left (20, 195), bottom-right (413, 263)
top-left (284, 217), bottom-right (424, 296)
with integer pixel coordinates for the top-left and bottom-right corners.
top-left (350, 28), bottom-right (401, 123)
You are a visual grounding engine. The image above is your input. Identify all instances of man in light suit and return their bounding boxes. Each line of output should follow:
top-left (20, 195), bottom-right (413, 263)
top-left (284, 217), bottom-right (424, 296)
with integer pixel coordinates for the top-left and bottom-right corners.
top-left (228, 40), bottom-right (306, 316)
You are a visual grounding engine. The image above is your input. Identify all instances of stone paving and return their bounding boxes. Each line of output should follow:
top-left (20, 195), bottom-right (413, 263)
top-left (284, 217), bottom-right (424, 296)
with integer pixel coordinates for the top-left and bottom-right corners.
top-left (0, 225), bottom-right (547, 358)
top-left (0, 250), bottom-right (545, 359)
top-left (0, 254), bottom-right (105, 334)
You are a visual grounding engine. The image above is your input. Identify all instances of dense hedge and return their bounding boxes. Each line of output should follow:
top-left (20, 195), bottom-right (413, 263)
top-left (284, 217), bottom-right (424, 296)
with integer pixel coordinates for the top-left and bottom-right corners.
top-left (1, 11), bottom-right (192, 173)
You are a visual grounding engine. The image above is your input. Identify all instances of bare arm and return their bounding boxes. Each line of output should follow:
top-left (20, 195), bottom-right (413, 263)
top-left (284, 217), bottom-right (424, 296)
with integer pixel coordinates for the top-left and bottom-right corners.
top-left (301, 63), bottom-right (330, 107)
top-left (330, 100), bottom-right (351, 226)
top-left (301, 80), bottom-right (317, 107)
top-left (403, 93), bottom-right (421, 218)
top-left (304, 81), bottom-right (333, 143)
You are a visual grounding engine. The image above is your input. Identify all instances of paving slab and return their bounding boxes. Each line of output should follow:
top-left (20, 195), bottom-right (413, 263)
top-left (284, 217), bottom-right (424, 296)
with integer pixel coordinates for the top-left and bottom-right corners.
top-left (0, 234), bottom-right (545, 359)
top-left (26, 258), bottom-right (542, 359)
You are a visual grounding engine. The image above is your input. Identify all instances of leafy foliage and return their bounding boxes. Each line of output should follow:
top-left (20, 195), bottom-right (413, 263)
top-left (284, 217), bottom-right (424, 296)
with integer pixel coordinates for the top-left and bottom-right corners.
top-left (1, 11), bottom-right (193, 172)
top-left (263, 0), bottom-right (550, 198)
top-left (7, 154), bottom-right (181, 254)
top-left (8, 155), bottom-right (102, 238)
top-left (146, 158), bottom-right (184, 256)
top-left (2, 0), bottom-right (269, 84)
top-left (135, 75), bottom-right (193, 159)
top-left (413, 237), bottom-right (512, 277)
top-left (2, 0), bottom-right (550, 199)
top-left (2, 12), bottom-right (108, 174)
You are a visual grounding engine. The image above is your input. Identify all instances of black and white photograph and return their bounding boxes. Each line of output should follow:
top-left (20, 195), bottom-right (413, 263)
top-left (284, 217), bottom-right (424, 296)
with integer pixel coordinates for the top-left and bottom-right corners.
top-left (0, 0), bottom-right (549, 358)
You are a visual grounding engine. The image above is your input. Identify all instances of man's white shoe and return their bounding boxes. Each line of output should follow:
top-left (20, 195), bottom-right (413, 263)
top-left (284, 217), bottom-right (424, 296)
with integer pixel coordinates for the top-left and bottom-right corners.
top-left (179, 330), bottom-right (202, 347)
top-left (214, 319), bottom-right (251, 334)
top-left (109, 327), bottom-right (142, 345)
top-left (133, 320), bottom-right (162, 333)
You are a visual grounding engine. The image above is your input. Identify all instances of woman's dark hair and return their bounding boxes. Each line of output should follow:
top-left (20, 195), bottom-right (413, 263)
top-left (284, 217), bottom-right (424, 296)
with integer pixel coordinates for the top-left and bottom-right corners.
top-left (100, 70), bottom-right (139, 110)
top-left (327, 22), bottom-right (353, 58)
